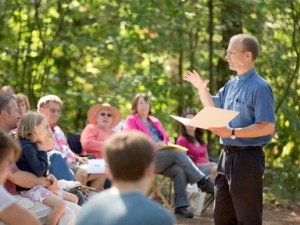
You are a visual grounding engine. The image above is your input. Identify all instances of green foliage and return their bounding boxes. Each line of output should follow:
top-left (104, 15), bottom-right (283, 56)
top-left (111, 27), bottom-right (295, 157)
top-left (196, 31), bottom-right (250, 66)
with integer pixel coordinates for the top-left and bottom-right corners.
top-left (0, 0), bottom-right (299, 204)
top-left (264, 157), bottom-right (300, 207)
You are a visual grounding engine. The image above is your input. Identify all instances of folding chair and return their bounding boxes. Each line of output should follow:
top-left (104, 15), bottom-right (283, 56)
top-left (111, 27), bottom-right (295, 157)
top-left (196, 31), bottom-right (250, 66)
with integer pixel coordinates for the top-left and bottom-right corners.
top-left (185, 152), bottom-right (216, 213)
top-left (202, 192), bottom-right (214, 212)
top-left (67, 133), bottom-right (82, 155)
top-left (67, 132), bottom-right (95, 159)
top-left (202, 156), bottom-right (217, 212)
top-left (149, 175), bottom-right (173, 211)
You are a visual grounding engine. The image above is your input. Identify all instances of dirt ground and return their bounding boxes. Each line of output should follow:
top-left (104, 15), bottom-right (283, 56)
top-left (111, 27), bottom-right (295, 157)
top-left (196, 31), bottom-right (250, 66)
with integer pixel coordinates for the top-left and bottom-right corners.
top-left (175, 204), bottom-right (300, 225)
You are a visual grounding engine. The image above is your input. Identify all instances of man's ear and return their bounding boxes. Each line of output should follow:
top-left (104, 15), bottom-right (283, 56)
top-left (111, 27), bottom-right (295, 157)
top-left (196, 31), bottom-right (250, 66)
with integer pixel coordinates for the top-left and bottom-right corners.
top-left (0, 109), bottom-right (8, 119)
top-left (245, 51), bottom-right (253, 61)
top-left (144, 162), bottom-right (155, 178)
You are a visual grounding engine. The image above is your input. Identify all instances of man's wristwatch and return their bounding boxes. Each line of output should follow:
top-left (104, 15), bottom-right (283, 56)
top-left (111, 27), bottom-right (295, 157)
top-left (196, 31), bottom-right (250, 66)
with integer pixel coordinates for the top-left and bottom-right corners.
top-left (231, 128), bottom-right (236, 139)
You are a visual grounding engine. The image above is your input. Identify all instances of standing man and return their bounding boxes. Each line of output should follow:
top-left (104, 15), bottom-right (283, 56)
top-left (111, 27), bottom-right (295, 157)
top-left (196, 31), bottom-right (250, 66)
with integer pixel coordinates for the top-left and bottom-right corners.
top-left (184, 34), bottom-right (275, 225)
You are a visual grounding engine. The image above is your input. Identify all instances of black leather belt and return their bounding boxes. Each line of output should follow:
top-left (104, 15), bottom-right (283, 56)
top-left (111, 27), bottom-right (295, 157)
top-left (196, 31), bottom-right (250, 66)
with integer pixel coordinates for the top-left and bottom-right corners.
top-left (223, 146), bottom-right (261, 154)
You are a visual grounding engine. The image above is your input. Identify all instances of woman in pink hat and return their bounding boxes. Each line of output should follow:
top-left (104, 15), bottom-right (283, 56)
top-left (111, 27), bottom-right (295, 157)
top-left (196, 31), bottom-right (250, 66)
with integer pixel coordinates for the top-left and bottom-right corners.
top-left (80, 103), bottom-right (122, 159)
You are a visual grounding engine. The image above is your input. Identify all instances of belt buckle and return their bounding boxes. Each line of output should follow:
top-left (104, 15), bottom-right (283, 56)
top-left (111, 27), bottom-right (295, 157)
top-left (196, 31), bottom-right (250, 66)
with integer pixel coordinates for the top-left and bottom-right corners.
top-left (224, 146), bottom-right (236, 154)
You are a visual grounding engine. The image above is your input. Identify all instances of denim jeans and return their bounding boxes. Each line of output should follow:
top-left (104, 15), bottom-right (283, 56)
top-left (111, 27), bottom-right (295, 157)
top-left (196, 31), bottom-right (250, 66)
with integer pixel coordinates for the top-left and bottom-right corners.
top-left (48, 151), bottom-right (75, 181)
top-left (155, 149), bottom-right (206, 208)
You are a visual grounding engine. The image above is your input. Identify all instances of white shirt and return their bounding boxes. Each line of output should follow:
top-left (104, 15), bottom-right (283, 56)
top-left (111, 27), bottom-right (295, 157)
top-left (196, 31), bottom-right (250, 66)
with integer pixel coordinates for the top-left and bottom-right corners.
top-left (0, 185), bottom-right (16, 213)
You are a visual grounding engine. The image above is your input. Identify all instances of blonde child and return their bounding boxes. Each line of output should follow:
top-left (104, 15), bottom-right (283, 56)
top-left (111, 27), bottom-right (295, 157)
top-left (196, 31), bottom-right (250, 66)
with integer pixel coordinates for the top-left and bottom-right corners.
top-left (17, 112), bottom-right (78, 225)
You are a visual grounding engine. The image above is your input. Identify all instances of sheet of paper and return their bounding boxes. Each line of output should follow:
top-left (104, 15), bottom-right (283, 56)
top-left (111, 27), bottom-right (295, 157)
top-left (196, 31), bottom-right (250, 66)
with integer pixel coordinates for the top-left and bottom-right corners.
top-left (169, 115), bottom-right (190, 125)
top-left (80, 159), bottom-right (106, 174)
top-left (170, 106), bottom-right (239, 129)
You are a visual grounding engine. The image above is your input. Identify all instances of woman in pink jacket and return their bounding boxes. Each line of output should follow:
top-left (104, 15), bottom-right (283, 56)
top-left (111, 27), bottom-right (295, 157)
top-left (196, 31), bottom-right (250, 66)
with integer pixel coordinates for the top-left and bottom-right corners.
top-left (176, 108), bottom-right (217, 181)
top-left (122, 93), bottom-right (214, 218)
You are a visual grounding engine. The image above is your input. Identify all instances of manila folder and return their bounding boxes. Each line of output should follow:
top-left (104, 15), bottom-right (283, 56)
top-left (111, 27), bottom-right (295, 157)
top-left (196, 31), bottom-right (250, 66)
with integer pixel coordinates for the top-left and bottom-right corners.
top-left (171, 106), bottom-right (239, 129)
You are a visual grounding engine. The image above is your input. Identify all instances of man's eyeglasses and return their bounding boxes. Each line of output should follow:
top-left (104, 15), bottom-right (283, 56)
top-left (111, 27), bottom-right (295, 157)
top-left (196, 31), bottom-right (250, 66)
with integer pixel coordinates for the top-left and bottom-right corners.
top-left (100, 113), bottom-right (112, 117)
top-left (226, 51), bottom-right (245, 56)
top-left (47, 108), bottom-right (61, 114)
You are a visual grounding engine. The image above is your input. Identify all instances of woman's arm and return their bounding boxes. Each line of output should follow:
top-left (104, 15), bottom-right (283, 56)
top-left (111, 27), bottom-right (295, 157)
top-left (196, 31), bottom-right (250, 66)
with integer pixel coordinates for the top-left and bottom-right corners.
top-left (0, 203), bottom-right (41, 225)
top-left (122, 116), bottom-right (138, 131)
top-left (80, 125), bottom-right (104, 154)
top-left (176, 136), bottom-right (187, 147)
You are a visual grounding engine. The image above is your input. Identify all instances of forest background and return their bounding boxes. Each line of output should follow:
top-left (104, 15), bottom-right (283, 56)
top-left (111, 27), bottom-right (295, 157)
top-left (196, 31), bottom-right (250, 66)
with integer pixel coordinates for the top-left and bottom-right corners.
top-left (0, 0), bottom-right (299, 206)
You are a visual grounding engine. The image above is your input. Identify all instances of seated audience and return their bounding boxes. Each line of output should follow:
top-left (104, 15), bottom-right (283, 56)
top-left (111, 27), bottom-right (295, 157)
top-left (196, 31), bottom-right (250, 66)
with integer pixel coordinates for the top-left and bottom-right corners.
top-left (38, 95), bottom-right (104, 193)
top-left (14, 93), bottom-right (30, 117)
top-left (122, 93), bottom-right (214, 218)
top-left (76, 131), bottom-right (175, 225)
top-left (0, 85), bottom-right (15, 95)
top-left (0, 93), bottom-right (80, 225)
top-left (80, 103), bottom-right (122, 159)
top-left (12, 93), bottom-right (30, 131)
top-left (17, 112), bottom-right (78, 225)
top-left (0, 129), bottom-right (41, 225)
top-left (81, 103), bottom-right (123, 191)
top-left (176, 108), bottom-right (217, 181)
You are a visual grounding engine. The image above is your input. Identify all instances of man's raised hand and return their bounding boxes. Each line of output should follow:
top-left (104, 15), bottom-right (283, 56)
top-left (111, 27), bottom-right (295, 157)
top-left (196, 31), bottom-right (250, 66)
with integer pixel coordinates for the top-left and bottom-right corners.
top-left (183, 70), bottom-right (209, 90)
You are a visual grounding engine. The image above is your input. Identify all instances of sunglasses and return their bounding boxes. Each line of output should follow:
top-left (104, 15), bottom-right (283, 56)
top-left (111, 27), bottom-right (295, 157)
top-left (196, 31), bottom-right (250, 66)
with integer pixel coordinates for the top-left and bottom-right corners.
top-left (100, 112), bottom-right (112, 117)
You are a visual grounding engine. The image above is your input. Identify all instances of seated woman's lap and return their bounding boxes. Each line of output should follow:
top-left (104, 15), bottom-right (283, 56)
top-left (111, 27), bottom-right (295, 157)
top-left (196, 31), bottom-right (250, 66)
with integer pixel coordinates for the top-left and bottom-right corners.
top-left (48, 152), bottom-right (75, 181)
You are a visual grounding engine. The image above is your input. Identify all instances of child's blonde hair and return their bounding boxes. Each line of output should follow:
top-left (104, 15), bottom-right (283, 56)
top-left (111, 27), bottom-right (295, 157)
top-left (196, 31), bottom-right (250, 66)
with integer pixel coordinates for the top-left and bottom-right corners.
top-left (18, 111), bottom-right (45, 141)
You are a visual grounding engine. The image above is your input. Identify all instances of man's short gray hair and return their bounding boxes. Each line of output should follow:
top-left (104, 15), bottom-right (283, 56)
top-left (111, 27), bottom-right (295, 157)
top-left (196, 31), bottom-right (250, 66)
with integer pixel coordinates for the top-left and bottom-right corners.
top-left (37, 95), bottom-right (63, 110)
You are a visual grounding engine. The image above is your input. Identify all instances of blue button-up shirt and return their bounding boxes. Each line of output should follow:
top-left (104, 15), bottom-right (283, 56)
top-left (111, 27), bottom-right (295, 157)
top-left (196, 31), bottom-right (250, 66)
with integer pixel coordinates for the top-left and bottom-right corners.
top-left (213, 68), bottom-right (275, 146)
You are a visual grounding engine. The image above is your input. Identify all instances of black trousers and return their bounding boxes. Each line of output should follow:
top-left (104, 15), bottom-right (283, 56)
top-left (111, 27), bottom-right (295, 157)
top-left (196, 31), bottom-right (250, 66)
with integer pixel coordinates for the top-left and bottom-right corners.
top-left (214, 147), bottom-right (265, 225)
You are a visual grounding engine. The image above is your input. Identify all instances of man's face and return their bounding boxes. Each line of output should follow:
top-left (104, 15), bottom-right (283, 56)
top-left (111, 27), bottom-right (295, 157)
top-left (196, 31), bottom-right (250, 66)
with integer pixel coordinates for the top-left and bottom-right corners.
top-left (6, 100), bottom-right (20, 130)
top-left (226, 41), bottom-right (248, 73)
top-left (39, 102), bottom-right (61, 125)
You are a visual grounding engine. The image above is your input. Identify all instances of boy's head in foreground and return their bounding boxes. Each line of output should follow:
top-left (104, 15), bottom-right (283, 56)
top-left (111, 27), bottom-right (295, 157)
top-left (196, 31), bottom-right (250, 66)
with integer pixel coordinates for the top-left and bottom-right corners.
top-left (104, 131), bottom-right (155, 193)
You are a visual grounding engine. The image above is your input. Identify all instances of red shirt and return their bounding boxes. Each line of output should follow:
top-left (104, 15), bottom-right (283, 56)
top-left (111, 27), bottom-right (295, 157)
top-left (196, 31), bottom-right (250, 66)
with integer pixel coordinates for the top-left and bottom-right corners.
top-left (81, 124), bottom-right (115, 159)
top-left (4, 165), bottom-right (19, 195)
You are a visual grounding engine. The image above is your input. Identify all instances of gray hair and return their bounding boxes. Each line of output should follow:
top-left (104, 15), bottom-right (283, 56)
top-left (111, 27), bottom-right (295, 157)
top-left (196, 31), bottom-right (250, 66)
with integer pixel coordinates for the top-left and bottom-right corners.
top-left (230, 34), bottom-right (260, 60)
top-left (37, 95), bottom-right (62, 110)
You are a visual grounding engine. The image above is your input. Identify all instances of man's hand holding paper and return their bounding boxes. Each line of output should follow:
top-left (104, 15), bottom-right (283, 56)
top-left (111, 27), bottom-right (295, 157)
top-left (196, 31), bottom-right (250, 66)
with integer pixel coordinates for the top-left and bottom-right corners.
top-left (171, 106), bottom-right (239, 130)
top-left (208, 126), bottom-right (232, 138)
